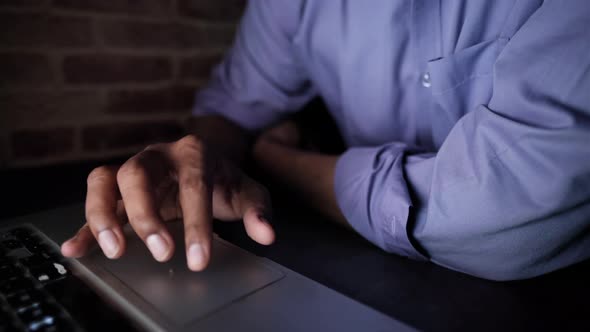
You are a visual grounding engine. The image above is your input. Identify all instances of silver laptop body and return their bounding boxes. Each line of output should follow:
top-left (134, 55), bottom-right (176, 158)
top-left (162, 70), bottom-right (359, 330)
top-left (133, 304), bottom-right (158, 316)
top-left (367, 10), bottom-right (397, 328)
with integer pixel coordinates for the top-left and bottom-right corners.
top-left (1, 204), bottom-right (415, 332)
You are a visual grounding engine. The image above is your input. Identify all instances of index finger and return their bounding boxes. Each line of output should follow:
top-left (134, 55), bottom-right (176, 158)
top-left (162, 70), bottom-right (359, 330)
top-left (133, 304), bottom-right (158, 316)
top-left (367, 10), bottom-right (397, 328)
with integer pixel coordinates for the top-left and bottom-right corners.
top-left (173, 135), bottom-right (213, 271)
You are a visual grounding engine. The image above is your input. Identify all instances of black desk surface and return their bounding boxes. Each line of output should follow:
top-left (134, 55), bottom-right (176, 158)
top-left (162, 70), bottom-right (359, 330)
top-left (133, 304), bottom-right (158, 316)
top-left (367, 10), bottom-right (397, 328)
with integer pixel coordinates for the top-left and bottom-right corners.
top-left (1, 161), bottom-right (589, 332)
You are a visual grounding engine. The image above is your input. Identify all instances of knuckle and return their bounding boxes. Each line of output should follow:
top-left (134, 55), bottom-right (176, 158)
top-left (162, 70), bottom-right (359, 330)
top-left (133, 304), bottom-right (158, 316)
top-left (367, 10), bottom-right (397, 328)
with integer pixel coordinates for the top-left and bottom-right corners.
top-left (184, 220), bottom-right (212, 236)
top-left (129, 215), bottom-right (159, 235)
top-left (179, 134), bottom-right (202, 146)
top-left (87, 166), bottom-right (114, 185)
top-left (128, 213), bottom-right (148, 226)
top-left (117, 158), bottom-right (144, 184)
top-left (143, 142), bottom-right (166, 152)
top-left (84, 208), bottom-right (108, 228)
top-left (176, 135), bottom-right (205, 155)
top-left (84, 208), bottom-right (99, 224)
top-left (184, 228), bottom-right (211, 245)
top-left (179, 174), bottom-right (207, 192)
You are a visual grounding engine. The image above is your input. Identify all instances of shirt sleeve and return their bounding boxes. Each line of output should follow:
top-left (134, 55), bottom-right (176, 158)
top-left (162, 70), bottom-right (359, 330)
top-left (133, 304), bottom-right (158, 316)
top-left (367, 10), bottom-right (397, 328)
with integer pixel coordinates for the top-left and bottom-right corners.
top-left (192, 0), bottom-right (315, 131)
top-left (334, 1), bottom-right (590, 281)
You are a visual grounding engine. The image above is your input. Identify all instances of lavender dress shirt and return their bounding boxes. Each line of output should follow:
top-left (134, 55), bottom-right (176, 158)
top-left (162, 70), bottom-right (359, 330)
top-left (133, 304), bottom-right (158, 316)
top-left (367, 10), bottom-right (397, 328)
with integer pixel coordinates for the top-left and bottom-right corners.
top-left (193, 0), bottom-right (590, 280)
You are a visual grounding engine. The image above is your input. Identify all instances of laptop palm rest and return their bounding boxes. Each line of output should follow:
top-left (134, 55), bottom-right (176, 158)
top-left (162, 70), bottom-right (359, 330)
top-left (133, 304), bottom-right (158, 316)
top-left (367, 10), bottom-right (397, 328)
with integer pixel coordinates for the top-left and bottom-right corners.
top-left (82, 222), bottom-right (284, 327)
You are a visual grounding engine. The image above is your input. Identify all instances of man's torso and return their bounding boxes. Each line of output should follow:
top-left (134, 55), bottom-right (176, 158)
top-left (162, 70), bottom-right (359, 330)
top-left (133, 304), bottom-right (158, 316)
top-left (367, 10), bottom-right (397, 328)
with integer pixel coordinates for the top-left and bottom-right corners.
top-left (293, 0), bottom-right (541, 150)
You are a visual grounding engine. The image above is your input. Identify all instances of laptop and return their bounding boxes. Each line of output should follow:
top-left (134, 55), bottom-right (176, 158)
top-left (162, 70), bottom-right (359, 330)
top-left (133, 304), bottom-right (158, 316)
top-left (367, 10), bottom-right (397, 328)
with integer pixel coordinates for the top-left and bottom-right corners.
top-left (0, 204), bottom-right (415, 332)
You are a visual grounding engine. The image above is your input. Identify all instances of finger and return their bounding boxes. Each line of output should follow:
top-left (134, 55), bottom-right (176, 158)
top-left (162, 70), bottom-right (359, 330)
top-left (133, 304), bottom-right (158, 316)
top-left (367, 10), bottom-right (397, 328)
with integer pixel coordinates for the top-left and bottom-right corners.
top-left (117, 150), bottom-right (175, 262)
top-left (61, 224), bottom-right (96, 258)
top-left (83, 165), bottom-right (126, 259)
top-left (173, 135), bottom-right (213, 272)
top-left (239, 178), bottom-right (275, 245)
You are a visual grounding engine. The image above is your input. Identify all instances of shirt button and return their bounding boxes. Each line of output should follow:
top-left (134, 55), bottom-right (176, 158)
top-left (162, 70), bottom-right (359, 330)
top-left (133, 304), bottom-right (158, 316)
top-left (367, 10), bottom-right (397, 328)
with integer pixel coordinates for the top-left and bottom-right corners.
top-left (421, 72), bottom-right (431, 88)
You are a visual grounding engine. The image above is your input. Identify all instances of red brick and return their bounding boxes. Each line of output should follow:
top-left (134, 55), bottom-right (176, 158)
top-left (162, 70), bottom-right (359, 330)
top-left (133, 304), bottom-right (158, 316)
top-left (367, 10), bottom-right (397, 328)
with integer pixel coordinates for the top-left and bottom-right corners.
top-left (179, 53), bottom-right (223, 80)
top-left (63, 54), bottom-right (172, 84)
top-left (0, 13), bottom-right (94, 48)
top-left (53, 0), bottom-right (173, 17)
top-left (82, 121), bottom-right (184, 151)
top-left (0, 91), bottom-right (103, 127)
top-left (107, 86), bottom-right (196, 114)
top-left (0, 53), bottom-right (54, 87)
top-left (100, 20), bottom-right (235, 50)
top-left (178, 0), bottom-right (245, 22)
top-left (0, 0), bottom-right (47, 8)
top-left (11, 127), bottom-right (75, 159)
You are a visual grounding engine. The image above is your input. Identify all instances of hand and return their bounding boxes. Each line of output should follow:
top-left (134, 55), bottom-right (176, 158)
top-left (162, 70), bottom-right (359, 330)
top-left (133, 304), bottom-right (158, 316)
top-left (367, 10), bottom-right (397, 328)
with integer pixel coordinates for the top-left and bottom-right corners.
top-left (61, 135), bottom-right (275, 271)
top-left (256, 120), bottom-right (301, 149)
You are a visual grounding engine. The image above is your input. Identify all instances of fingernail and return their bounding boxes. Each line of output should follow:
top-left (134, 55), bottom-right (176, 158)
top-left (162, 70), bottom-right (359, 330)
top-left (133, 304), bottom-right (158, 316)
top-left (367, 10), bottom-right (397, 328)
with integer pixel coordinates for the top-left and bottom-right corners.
top-left (187, 243), bottom-right (206, 271)
top-left (146, 233), bottom-right (170, 262)
top-left (98, 229), bottom-right (119, 259)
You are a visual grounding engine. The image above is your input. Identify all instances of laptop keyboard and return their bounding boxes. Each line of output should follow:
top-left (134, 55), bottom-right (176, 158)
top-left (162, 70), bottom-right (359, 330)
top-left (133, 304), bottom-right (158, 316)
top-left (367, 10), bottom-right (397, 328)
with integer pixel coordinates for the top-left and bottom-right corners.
top-left (0, 226), bottom-right (78, 332)
top-left (0, 226), bottom-right (139, 332)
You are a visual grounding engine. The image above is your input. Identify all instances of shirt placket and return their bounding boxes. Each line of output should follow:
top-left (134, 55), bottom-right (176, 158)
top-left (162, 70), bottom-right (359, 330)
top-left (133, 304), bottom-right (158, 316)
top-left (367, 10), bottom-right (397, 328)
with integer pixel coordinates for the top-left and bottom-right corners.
top-left (410, 0), bottom-right (442, 150)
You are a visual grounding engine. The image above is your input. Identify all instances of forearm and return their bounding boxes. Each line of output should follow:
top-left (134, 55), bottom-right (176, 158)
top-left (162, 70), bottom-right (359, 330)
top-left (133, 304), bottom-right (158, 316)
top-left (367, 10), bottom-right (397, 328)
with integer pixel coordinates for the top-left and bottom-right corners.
top-left (253, 139), bottom-right (348, 227)
top-left (187, 115), bottom-right (251, 165)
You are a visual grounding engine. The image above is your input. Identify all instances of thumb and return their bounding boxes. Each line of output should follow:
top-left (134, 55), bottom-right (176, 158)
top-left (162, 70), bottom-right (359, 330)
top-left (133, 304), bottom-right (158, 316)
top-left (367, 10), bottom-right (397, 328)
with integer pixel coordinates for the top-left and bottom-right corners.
top-left (239, 178), bottom-right (275, 245)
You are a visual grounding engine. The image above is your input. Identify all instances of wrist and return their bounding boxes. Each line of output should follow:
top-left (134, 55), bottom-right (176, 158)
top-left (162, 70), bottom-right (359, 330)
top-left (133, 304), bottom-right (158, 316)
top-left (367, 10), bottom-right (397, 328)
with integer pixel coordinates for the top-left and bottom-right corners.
top-left (188, 115), bottom-right (251, 165)
top-left (253, 136), bottom-right (292, 169)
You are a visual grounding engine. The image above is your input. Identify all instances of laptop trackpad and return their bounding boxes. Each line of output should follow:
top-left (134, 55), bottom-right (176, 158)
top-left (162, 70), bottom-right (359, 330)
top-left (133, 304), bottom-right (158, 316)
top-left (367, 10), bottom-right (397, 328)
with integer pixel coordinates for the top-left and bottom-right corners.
top-left (90, 222), bottom-right (283, 327)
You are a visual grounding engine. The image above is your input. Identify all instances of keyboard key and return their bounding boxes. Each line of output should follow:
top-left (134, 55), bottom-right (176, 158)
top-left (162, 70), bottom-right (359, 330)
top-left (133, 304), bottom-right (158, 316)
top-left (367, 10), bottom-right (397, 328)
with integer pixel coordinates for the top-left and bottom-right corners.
top-left (8, 228), bottom-right (33, 240)
top-left (1, 240), bottom-right (23, 251)
top-left (0, 265), bottom-right (25, 280)
top-left (19, 234), bottom-right (45, 246)
top-left (27, 315), bottom-right (55, 331)
top-left (0, 231), bottom-right (13, 241)
top-left (16, 305), bottom-right (72, 332)
top-left (28, 316), bottom-right (74, 332)
top-left (0, 278), bottom-right (35, 296)
top-left (18, 255), bottom-right (46, 269)
top-left (16, 302), bottom-right (59, 323)
top-left (0, 256), bottom-right (16, 269)
top-left (6, 290), bottom-right (46, 311)
top-left (29, 263), bottom-right (69, 284)
top-left (24, 243), bottom-right (52, 256)
top-left (15, 302), bottom-right (41, 316)
top-left (2, 226), bottom-right (137, 332)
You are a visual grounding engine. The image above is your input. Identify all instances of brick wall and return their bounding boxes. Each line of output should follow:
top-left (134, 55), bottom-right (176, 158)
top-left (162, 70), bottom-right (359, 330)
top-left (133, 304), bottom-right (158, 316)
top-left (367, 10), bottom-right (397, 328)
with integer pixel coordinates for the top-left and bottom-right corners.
top-left (0, 0), bottom-right (244, 168)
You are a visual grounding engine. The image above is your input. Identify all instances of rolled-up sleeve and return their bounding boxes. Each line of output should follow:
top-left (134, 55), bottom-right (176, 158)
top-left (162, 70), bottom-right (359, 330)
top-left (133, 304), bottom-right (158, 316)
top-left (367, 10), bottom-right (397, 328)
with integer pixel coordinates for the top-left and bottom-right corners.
top-left (192, 0), bottom-right (315, 131)
top-left (335, 144), bottom-right (430, 261)
top-left (334, 1), bottom-right (590, 280)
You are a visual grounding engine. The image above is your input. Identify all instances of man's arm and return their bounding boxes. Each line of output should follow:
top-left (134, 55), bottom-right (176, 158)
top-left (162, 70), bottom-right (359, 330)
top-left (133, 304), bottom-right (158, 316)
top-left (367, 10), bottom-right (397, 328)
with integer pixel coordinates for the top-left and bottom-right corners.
top-left (254, 1), bottom-right (590, 281)
top-left (253, 136), bottom-right (347, 226)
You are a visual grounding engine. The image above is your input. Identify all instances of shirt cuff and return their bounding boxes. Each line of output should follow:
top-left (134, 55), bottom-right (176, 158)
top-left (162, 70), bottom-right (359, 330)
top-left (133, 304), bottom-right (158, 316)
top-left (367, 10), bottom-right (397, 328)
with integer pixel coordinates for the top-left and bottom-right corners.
top-left (334, 145), bottom-right (428, 261)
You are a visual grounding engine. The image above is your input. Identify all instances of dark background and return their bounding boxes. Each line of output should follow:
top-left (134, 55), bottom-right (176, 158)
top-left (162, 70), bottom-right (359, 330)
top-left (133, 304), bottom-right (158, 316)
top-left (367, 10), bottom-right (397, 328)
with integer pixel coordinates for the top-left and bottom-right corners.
top-left (0, 0), bottom-right (244, 169)
top-left (2, 1), bottom-right (590, 331)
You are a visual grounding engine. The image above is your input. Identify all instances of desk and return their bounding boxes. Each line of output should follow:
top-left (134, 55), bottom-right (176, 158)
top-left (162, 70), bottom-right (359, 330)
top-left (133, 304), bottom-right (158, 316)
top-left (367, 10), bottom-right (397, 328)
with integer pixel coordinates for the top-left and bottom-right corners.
top-left (2, 161), bottom-right (589, 331)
